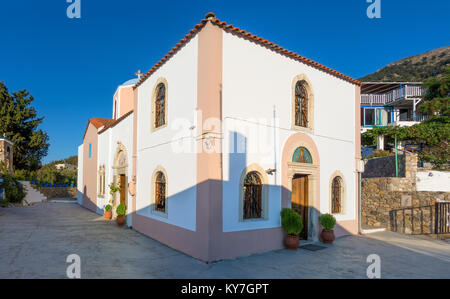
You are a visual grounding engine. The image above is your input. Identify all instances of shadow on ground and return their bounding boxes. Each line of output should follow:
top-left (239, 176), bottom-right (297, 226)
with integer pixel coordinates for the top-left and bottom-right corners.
top-left (0, 202), bottom-right (449, 279)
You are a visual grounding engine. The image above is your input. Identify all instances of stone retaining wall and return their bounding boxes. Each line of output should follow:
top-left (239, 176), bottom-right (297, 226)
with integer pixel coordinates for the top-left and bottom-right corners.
top-left (36, 187), bottom-right (77, 199)
top-left (362, 181), bottom-right (448, 230)
top-left (361, 152), bottom-right (449, 234)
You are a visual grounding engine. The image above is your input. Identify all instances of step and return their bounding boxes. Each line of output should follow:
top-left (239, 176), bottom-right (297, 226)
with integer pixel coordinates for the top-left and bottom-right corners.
top-left (361, 227), bottom-right (387, 234)
top-left (20, 181), bottom-right (47, 204)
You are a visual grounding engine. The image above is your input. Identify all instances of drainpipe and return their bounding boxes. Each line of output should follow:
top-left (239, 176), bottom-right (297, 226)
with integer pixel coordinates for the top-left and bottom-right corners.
top-left (395, 134), bottom-right (399, 177)
top-left (358, 160), bottom-right (364, 234)
top-left (273, 105), bottom-right (277, 185)
top-left (359, 171), bottom-right (362, 234)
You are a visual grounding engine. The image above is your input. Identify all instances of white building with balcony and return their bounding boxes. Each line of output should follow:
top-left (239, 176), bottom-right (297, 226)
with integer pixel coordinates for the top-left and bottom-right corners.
top-left (360, 82), bottom-right (427, 133)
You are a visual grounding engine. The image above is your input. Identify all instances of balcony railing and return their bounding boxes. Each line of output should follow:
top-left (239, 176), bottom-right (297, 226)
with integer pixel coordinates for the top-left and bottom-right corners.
top-left (361, 85), bottom-right (424, 105)
top-left (396, 113), bottom-right (429, 122)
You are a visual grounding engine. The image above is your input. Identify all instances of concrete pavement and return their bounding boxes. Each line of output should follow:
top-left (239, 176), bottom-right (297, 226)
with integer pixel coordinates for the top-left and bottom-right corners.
top-left (0, 202), bottom-right (449, 278)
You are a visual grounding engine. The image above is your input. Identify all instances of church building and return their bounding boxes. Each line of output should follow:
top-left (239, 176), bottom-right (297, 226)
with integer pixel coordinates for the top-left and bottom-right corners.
top-left (77, 13), bottom-right (363, 262)
top-left (0, 136), bottom-right (14, 175)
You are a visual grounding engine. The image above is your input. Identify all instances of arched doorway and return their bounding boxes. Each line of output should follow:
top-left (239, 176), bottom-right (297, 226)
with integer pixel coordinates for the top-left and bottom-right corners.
top-left (113, 142), bottom-right (129, 224)
top-left (282, 133), bottom-right (320, 241)
top-left (290, 146), bottom-right (313, 240)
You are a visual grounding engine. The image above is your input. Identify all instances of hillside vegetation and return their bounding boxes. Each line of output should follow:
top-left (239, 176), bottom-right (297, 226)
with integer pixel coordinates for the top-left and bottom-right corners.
top-left (360, 46), bottom-right (450, 82)
top-left (14, 155), bottom-right (78, 185)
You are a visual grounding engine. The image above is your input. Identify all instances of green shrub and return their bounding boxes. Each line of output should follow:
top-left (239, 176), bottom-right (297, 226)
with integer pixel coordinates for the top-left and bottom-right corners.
top-left (35, 165), bottom-right (77, 185)
top-left (109, 183), bottom-right (120, 196)
top-left (319, 213), bottom-right (336, 230)
top-left (105, 204), bottom-right (112, 212)
top-left (0, 173), bottom-right (27, 204)
top-left (116, 204), bottom-right (126, 216)
top-left (29, 171), bottom-right (37, 181)
top-left (366, 150), bottom-right (393, 159)
top-left (14, 169), bottom-right (29, 181)
top-left (280, 208), bottom-right (303, 235)
top-left (362, 115), bottom-right (450, 169)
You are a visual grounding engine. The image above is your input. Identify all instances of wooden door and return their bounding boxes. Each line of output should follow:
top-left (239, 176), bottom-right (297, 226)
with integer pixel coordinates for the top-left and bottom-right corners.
top-left (291, 175), bottom-right (308, 240)
top-left (120, 175), bottom-right (126, 205)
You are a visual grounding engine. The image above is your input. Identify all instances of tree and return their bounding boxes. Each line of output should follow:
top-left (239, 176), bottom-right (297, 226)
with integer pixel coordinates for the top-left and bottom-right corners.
top-left (0, 81), bottom-right (49, 171)
top-left (418, 67), bottom-right (450, 116)
top-left (33, 162), bottom-right (77, 185)
top-left (362, 117), bottom-right (449, 169)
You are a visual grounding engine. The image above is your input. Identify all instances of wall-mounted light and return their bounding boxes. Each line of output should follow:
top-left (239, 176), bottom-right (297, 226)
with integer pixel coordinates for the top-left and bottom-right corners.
top-left (266, 169), bottom-right (276, 174)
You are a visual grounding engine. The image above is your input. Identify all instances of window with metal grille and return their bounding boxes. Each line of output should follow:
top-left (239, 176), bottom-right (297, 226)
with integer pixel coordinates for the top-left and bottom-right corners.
top-left (155, 83), bottom-right (166, 128)
top-left (155, 171), bottom-right (166, 213)
top-left (295, 81), bottom-right (308, 127)
top-left (98, 166), bottom-right (106, 197)
top-left (243, 171), bottom-right (262, 219)
top-left (331, 176), bottom-right (342, 214)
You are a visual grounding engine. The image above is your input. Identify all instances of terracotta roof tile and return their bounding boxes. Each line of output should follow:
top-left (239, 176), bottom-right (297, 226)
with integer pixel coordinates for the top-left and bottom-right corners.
top-left (83, 118), bottom-right (112, 140)
top-left (134, 13), bottom-right (362, 89)
top-left (98, 110), bottom-right (134, 134)
top-left (89, 118), bottom-right (113, 129)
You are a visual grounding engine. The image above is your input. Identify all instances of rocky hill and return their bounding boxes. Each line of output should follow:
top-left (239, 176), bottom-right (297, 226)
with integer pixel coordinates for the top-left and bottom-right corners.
top-left (360, 46), bottom-right (450, 82)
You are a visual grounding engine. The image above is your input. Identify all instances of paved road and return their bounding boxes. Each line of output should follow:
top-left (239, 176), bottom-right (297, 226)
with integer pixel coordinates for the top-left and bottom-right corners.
top-left (0, 202), bottom-right (449, 279)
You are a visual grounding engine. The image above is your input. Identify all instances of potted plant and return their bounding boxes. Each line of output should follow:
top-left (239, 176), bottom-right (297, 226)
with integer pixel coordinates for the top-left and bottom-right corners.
top-left (280, 208), bottom-right (303, 250)
top-left (108, 182), bottom-right (120, 218)
top-left (319, 213), bottom-right (337, 244)
top-left (116, 203), bottom-right (126, 226)
top-left (109, 182), bottom-right (120, 197)
top-left (104, 204), bottom-right (112, 220)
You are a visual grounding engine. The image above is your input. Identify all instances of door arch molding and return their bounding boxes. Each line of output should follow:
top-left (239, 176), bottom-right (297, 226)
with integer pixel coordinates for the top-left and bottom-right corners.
top-left (281, 132), bottom-right (320, 241)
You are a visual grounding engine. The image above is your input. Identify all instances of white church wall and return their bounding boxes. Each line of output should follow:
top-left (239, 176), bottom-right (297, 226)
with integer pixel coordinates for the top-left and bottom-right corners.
top-left (109, 114), bottom-right (134, 226)
top-left (135, 36), bottom-right (198, 231)
top-left (221, 31), bottom-right (357, 232)
top-left (97, 114), bottom-right (134, 224)
top-left (315, 136), bottom-right (356, 220)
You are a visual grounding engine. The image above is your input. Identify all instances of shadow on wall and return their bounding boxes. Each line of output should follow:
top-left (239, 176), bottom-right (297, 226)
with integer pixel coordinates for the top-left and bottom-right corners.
top-left (88, 131), bottom-right (355, 262)
top-left (77, 190), bottom-right (83, 205)
top-left (82, 185), bottom-right (97, 212)
top-left (363, 155), bottom-right (405, 178)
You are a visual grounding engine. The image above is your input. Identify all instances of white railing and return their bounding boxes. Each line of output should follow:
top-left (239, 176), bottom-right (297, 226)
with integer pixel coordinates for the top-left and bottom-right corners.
top-left (393, 113), bottom-right (429, 124)
top-left (361, 85), bottom-right (424, 105)
top-left (361, 94), bottom-right (386, 105)
top-left (414, 114), bottom-right (429, 122)
top-left (406, 85), bottom-right (424, 97)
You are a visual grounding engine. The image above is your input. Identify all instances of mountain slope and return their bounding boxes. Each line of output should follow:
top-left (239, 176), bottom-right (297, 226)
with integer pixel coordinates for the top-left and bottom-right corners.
top-left (359, 46), bottom-right (450, 82)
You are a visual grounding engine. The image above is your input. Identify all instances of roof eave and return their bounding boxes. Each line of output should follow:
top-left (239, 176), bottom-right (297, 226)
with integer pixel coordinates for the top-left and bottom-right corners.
top-left (133, 13), bottom-right (362, 89)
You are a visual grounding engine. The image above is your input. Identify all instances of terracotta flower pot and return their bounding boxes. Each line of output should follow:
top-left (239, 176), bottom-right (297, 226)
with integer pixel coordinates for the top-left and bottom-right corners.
top-left (104, 210), bottom-right (112, 220)
top-left (285, 234), bottom-right (300, 250)
top-left (321, 229), bottom-right (335, 244)
top-left (116, 215), bottom-right (125, 226)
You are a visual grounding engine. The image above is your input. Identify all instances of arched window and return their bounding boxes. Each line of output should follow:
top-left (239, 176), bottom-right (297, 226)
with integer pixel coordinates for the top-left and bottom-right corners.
top-left (331, 176), bottom-right (343, 214)
top-left (154, 83), bottom-right (166, 128)
top-left (295, 81), bottom-right (308, 127)
top-left (98, 165), bottom-right (106, 197)
top-left (243, 171), bottom-right (262, 219)
top-left (292, 146), bottom-right (313, 164)
top-left (155, 171), bottom-right (166, 213)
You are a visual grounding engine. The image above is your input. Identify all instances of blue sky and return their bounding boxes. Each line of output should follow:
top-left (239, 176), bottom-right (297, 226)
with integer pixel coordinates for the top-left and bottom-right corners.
top-left (0, 0), bottom-right (449, 164)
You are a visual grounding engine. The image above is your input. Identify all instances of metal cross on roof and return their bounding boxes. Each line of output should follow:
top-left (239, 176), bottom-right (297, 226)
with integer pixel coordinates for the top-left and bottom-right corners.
top-left (135, 70), bottom-right (143, 79)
